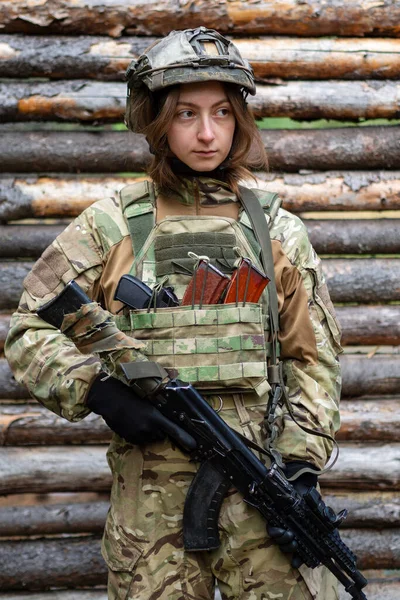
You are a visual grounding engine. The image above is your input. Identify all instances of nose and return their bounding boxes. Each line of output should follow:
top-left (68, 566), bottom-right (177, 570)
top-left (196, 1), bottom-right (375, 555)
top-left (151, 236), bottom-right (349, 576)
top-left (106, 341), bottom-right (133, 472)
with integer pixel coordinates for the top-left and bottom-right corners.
top-left (197, 115), bottom-right (215, 144)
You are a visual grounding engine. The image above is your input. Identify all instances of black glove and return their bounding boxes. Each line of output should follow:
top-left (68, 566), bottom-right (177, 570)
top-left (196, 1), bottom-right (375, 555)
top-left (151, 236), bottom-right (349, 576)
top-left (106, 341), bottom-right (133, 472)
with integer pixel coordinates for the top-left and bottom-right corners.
top-left (87, 372), bottom-right (174, 445)
top-left (267, 461), bottom-right (318, 569)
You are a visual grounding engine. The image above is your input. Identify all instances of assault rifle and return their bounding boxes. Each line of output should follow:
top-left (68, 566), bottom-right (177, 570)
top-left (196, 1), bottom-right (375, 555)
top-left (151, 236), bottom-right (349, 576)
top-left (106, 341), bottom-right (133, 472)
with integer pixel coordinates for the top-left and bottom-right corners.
top-left (37, 280), bottom-right (368, 600)
top-left (122, 366), bottom-right (368, 600)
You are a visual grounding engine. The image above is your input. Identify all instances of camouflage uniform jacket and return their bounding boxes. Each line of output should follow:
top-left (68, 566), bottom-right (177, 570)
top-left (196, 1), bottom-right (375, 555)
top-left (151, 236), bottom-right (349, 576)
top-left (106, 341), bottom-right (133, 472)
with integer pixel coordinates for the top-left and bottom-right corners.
top-left (5, 176), bottom-right (342, 470)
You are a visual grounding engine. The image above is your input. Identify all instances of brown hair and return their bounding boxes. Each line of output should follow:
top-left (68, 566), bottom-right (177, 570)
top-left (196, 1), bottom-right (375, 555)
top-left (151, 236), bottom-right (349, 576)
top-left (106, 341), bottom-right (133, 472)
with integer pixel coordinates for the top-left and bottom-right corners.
top-left (126, 83), bottom-right (268, 196)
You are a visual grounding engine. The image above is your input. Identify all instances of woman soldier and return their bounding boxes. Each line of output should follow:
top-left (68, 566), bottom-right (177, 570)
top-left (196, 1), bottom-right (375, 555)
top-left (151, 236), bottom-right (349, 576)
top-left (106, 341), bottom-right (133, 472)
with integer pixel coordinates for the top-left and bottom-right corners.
top-left (6, 27), bottom-right (342, 600)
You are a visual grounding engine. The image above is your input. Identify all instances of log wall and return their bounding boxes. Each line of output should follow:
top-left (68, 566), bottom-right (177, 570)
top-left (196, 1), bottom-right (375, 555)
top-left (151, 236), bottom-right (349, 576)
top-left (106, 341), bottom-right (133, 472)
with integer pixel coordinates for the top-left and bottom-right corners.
top-left (1, 3), bottom-right (399, 599)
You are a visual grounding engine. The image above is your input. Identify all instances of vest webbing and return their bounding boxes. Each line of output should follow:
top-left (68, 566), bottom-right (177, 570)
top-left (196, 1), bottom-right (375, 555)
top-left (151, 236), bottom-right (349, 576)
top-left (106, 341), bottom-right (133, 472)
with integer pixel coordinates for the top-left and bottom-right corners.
top-left (120, 180), bottom-right (282, 361)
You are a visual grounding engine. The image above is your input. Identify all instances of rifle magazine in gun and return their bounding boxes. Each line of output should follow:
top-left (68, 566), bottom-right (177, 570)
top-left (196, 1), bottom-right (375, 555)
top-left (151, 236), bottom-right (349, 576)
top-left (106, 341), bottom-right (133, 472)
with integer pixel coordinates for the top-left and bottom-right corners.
top-left (183, 461), bottom-right (230, 551)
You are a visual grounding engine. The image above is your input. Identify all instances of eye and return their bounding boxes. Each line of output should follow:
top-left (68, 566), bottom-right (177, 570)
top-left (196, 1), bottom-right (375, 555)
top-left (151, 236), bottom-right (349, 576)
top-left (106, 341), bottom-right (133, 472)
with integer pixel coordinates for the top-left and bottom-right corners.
top-left (216, 106), bottom-right (231, 117)
top-left (177, 109), bottom-right (194, 119)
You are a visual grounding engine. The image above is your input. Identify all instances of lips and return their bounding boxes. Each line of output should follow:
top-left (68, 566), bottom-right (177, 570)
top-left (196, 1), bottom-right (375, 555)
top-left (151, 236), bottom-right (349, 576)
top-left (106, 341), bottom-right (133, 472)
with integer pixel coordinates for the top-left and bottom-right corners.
top-left (193, 150), bottom-right (217, 156)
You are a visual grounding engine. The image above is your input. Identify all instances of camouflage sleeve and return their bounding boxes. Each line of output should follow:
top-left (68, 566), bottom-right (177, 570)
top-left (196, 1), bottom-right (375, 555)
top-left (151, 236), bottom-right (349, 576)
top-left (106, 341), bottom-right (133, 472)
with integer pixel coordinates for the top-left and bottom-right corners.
top-left (4, 197), bottom-right (128, 422)
top-left (270, 209), bottom-right (342, 470)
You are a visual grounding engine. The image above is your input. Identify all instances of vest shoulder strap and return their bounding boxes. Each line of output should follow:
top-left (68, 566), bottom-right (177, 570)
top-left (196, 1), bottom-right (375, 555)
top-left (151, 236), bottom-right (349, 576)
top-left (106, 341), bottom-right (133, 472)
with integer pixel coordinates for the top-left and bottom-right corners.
top-left (239, 188), bottom-right (282, 230)
top-left (120, 180), bottom-right (156, 259)
top-left (238, 185), bottom-right (281, 365)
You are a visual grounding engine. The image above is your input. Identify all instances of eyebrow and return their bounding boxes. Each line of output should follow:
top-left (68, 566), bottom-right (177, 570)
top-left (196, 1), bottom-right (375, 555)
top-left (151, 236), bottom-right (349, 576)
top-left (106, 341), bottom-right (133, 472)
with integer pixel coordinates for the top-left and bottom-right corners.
top-left (176, 98), bottom-right (230, 108)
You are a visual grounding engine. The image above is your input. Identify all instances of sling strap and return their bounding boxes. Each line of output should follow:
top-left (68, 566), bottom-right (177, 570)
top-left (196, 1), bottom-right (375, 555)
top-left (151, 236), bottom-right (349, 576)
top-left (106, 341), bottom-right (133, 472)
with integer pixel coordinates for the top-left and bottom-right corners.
top-left (238, 186), bottom-right (339, 478)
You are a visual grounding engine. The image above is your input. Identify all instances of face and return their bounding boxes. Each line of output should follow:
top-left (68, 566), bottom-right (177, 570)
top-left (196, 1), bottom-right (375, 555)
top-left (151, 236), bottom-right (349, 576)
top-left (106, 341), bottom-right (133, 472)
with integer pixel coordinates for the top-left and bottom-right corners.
top-left (167, 81), bottom-right (236, 172)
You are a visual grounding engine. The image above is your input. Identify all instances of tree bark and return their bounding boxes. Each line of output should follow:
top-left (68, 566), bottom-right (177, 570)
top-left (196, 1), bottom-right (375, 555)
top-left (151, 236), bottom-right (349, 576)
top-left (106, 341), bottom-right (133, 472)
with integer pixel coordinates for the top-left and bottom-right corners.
top-left (323, 491), bottom-right (400, 529)
top-left (341, 355), bottom-right (400, 398)
top-left (237, 37), bottom-right (400, 81)
top-left (2, 80), bottom-right (400, 123)
top-left (304, 219), bottom-right (400, 255)
top-left (252, 81), bottom-right (400, 121)
top-left (0, 358), bottom-right (30, 399)
top-left (338, 399), bottom-right (400, 442)
top-left (320, 443), bottom-right (400, 490)
top-left (0, 536), bottom-right (105, 591)
top-left (2, 490), bottom-right (400, 537)
top-left (323, 258), bottom-right (400, 304)
top-left (0, 1), bottom-right (399, 37)
top-left (0, 501), bottom-right (109, 536)
top-left (0, 446), bottom-right (111, 494)
top-left (0, 405), bottom-right (110, 446)
top-left (343, 529), bottom-right (400, 570)
top-left (0, 81), bottom-right (125, 123)
top-left (1, 171), bottom-right (400, 222)
top-left (0, 175), bottom-right (137, 222)
top-left (261, 127), bottom-right (400, 172)
top-left (1, 127), bottom-right (400, 173)
top-left (0, 34), bottom-right (152, 81)
top-left (0, 224), bottom-right (64, 257)
top-left (258, 171), bottom-right (400, 212)
top-left (2, 219), bottom-right (398, 259)
top-left (2, 35), bottom-right (400, 81)
top-left (0, 131), bottom-right (150, 174)
top-left (0, 442), bottom-right (399, 494)
top-left (336, 306), bottom-right (400, 347)
top-left (344, 580), bottom-right (400, 600)
top-left (0, 262), bottom-right (33, 309)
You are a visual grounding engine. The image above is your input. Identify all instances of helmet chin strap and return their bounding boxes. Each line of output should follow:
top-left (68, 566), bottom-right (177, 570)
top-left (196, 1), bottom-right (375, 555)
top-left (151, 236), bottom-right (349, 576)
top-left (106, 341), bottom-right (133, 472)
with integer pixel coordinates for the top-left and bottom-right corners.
top-left (170, 157), bottom-right (230, 179)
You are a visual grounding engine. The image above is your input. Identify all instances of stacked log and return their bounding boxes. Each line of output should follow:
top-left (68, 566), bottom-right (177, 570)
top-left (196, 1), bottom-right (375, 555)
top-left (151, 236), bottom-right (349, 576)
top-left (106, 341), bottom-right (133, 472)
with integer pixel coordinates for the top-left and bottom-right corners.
top-left (1, 128), bottom-right (400, 172)
top-left (0, 399), bottom-right (399, 447)
top-left (0, 1), bottom-right (399, 37)
top-left (1, 219), bottom-right (400, 258)
top-left (1, 3), bottom-right (399, 598)
top-left (1, 35), bottom-right (400, 81)
top-left (2, 79), bottom-right (400, 122)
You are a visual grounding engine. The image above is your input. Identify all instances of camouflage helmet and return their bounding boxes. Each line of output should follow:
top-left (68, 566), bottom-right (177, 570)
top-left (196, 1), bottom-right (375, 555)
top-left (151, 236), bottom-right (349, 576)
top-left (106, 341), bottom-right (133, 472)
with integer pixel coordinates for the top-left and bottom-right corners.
top-left (126, 27), bottom-right (256, 97)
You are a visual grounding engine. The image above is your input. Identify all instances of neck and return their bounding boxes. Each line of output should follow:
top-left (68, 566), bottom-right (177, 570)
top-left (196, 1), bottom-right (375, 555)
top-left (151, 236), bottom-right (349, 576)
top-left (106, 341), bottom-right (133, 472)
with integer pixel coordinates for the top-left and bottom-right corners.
top-left (170, 158), bottom-right (229, 181)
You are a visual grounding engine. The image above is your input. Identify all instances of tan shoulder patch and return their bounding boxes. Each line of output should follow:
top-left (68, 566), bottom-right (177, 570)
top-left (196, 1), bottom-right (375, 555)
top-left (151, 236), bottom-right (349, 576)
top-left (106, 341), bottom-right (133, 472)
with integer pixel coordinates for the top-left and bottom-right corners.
top-left (24, 220), bottom-right (103, 299)
top-left (24, 243), bottom-right (71, 298)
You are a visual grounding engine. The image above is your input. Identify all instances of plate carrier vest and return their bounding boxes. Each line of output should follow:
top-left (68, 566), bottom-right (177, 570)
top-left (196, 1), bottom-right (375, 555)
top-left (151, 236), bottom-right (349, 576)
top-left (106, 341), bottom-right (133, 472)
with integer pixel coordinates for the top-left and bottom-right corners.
top-left (114, 180), bottom-right (282, 398)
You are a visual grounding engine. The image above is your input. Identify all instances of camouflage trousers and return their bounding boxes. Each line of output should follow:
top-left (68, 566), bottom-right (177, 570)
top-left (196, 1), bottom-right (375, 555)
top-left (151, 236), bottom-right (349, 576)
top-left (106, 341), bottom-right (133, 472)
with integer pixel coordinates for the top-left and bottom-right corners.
top-left (101, 393), bottom-right (338, 600)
